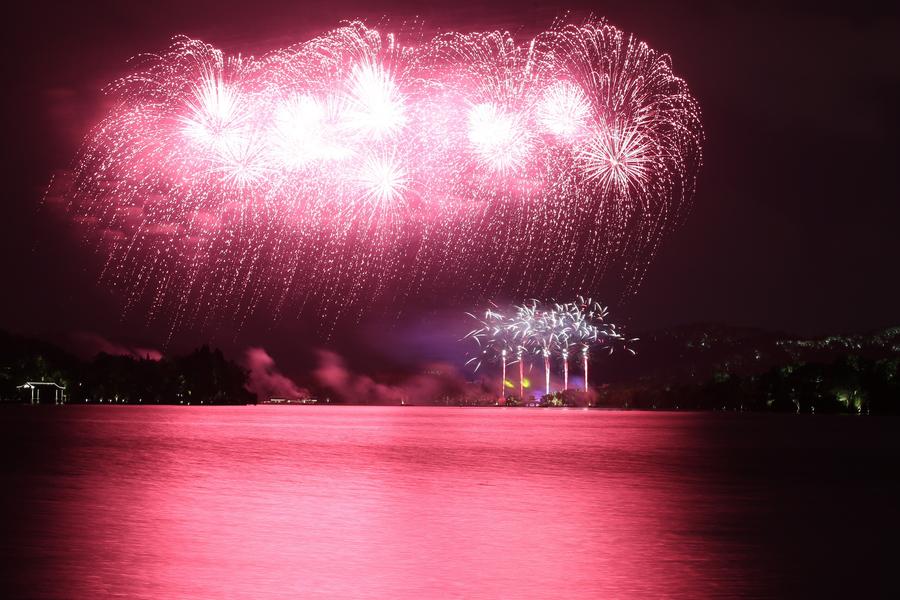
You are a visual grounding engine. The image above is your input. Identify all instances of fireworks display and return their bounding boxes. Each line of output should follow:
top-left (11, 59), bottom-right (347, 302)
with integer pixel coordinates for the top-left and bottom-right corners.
top-left (465, 298), bottom-right (636, 398)
top-left (59, 20), bottom-right (702, 328)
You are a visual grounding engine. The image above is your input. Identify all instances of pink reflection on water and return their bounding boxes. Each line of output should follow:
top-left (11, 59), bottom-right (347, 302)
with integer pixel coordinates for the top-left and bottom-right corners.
top-left (17, 407), bottom-right (752, 598)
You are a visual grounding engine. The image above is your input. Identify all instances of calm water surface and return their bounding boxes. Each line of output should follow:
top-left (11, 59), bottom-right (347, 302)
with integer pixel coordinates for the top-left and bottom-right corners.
top-left (1, 406), bottom-right (898, 598)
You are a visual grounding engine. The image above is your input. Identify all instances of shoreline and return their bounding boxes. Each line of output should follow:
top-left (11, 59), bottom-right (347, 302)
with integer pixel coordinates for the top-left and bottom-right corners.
top-left (0, 402), bottom-right (883, 416)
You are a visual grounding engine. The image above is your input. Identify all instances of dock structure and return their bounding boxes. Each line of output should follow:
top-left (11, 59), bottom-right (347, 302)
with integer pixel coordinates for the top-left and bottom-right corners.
top-left (17, 381), bottom-right (67, 404)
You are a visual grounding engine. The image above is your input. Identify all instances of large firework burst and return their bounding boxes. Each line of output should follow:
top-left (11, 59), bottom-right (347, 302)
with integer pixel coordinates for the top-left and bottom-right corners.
top-left (59, 20), bottom-right (703, 330)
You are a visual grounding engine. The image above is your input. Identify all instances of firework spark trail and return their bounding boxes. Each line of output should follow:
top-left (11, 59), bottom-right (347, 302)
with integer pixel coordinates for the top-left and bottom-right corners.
top-left (60, 20), bottom-right (702, 329)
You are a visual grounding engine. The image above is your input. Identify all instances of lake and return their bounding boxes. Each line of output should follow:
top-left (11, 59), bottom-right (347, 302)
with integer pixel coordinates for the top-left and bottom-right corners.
top-left (1, 406), bottom-right (898, 598)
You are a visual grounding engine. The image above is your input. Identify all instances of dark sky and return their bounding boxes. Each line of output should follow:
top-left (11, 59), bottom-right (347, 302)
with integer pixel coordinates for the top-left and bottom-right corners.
top-left (2, 0), bottom-right (899, 372)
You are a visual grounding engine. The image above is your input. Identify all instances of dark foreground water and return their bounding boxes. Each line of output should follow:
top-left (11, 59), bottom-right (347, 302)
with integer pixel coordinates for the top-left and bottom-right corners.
top-left (1, 407), bottom-right (898, 599)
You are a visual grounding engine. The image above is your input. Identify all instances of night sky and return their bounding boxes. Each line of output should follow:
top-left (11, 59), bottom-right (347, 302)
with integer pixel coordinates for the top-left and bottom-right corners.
top-left (2, 0), bottom-right (898, 373)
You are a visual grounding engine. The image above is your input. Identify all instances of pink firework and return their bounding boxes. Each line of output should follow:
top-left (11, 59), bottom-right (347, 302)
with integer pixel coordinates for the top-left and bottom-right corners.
top-left (59, 20), bottom-right (703, 329)
top-left (579, 123), bottom-right (652, 196)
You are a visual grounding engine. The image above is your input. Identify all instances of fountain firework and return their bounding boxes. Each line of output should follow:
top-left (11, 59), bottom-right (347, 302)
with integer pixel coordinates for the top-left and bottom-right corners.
top-left (464, 306), bottom-right (520, 400)
top-left (58, 20), bottom-right (702, 328)
top-left (464, 298), bottom-right (635, 400)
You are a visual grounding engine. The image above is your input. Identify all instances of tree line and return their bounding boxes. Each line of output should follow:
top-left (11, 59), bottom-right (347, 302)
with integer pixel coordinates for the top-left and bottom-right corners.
top-left (1, 331), bottom-right (252, 404)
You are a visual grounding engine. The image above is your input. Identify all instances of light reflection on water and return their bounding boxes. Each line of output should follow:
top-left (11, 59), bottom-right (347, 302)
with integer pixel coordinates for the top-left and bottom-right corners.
top-left (1, 406), bottom-right (897, 598)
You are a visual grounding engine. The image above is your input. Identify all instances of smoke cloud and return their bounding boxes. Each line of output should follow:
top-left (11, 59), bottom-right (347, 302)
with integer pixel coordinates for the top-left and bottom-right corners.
top-left (244, 347), bottom-right (309, 402)
top-left (313, 350), bottom-right (465, 405)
